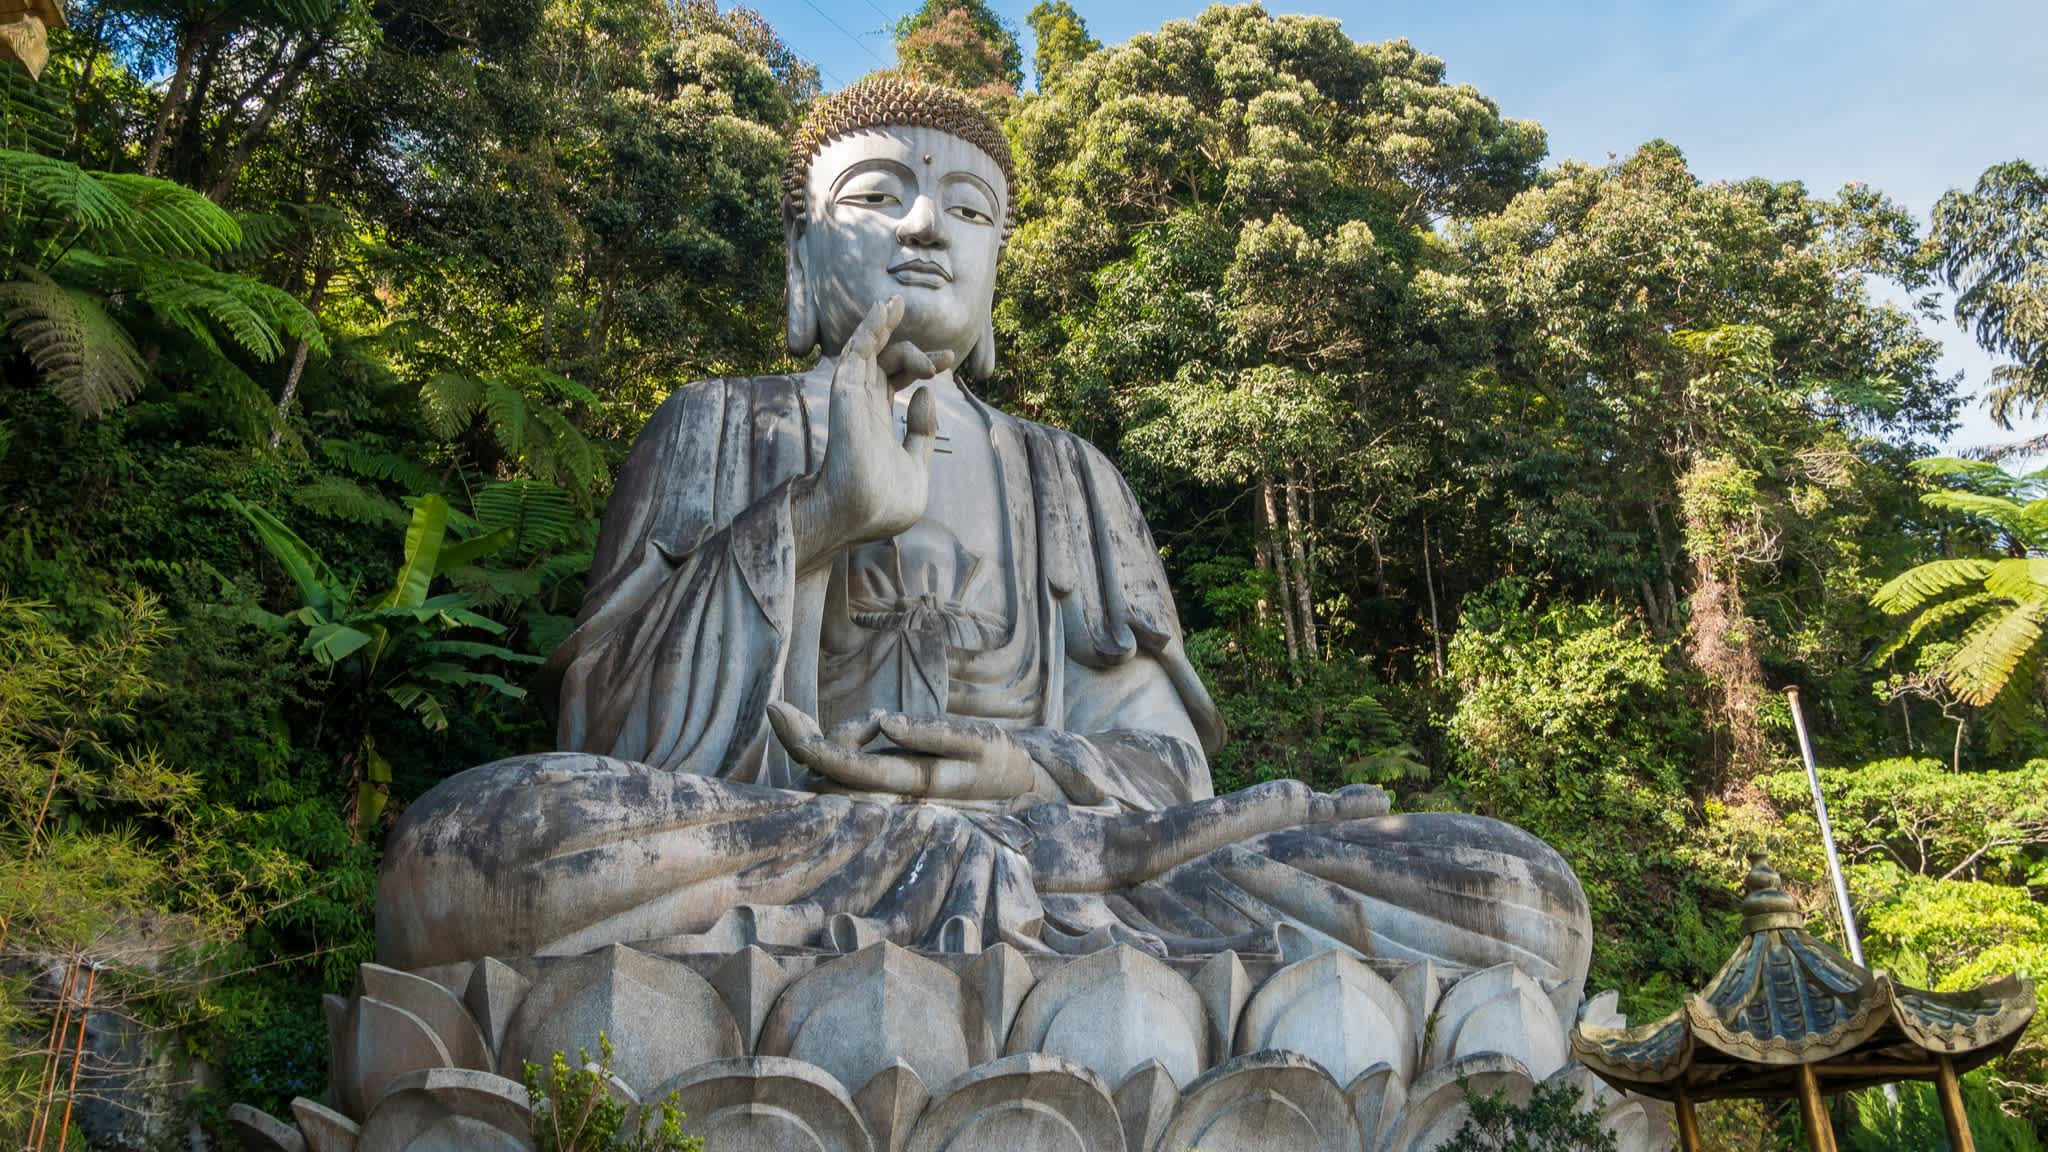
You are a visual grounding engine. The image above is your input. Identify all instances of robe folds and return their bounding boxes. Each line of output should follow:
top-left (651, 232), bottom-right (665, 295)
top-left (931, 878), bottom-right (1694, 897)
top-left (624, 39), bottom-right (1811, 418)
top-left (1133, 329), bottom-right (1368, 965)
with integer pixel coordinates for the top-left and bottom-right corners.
top-left (377, 374), bottom-right (1592, 1004)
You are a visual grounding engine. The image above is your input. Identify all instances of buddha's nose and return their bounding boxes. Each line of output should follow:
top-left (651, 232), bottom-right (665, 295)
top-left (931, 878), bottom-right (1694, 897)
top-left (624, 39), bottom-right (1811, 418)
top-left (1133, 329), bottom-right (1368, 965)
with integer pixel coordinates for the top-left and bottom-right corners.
top-left (896, 194), bottom-right (947, 248)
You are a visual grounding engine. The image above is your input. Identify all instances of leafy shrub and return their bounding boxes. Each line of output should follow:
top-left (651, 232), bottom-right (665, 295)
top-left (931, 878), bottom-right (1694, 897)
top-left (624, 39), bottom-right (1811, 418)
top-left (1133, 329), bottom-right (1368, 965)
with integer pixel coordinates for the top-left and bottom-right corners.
top-left (524, 1035), bottom-right (703, 1152)
top-left (1437, 1077), bottom-right (1618, 1152)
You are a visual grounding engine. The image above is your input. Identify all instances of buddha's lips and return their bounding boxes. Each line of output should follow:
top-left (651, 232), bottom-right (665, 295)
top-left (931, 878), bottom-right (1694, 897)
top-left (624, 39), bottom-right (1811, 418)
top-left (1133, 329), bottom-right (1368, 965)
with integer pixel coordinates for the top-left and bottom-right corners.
top-left (889, 258), bottom-right (952, 282)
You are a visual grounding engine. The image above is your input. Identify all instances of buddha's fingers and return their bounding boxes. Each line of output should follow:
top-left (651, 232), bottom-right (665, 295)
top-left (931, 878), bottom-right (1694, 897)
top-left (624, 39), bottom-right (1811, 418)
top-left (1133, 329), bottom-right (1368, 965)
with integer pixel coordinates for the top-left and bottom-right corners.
top-left (842, 295), bottom-right (904, 373)
top-left (878, 713), bottom-right (1034, 798)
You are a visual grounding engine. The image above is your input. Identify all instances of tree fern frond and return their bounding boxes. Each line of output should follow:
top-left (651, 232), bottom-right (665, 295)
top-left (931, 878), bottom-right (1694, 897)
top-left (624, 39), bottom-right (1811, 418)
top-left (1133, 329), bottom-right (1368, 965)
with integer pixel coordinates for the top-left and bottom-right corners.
top-left (418, 372), bottom-right (483, 438)
top-left (319, 438), bottom-right (438, 494)
top-left (0, 149), bottom-right (122, 233)
top-left (0, 268), bottom-right (146, 417)
top-left (1943, 602), bottom-right (2048, 707)
top-left (507, 363), bottom-right (600, 408)
top-left (293, 478), bottom-right (409, 526)
top-left (1984, 557), bottom-right (2048, 602)
top-left (483, 379), bottom-right (529, 457)
top-left (1870, 592), bottom-right (2004, 665)
top-left (1872, 558), bottom-right (1995, 614)
top-left (473, 480), bottom-right (577, 556)
top-left (529, 402), bottom-right (599, 496)
top-left (96, 172), bottom-right (243, 258)
top-left (1911, 456), bottom-right (2021, 493)
top-left (1921, 490), bottom-right (2032, 537)
top-left (0, 64), bottom-right (72, 157)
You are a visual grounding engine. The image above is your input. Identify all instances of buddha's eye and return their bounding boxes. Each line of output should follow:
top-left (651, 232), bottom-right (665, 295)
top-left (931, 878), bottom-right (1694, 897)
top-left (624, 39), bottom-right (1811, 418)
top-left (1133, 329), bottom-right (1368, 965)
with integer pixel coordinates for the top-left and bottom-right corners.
top-left (948, 204), bottom-right (993, 225)
top-left (839, 190), bottom-right (901, 209)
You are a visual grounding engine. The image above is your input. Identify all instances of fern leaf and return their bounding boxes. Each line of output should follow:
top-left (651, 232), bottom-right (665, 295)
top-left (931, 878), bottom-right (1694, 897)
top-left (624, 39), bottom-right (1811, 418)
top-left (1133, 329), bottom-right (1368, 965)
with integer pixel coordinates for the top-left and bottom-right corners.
top-left (1871, 558), bottom-right (1994, 615)
top-left (293, 478), bottom-right (409, 527)
top-left (1871, 591), bottom-right (2007, 665)
top-left (529, 403), bottom-right (600, 497)
top-left (97, 172), bottom-right (243, 257)
top-left (1943, 602), bottom-right (2048, 706)
top-left (0, 149), bottom-right (123, 231)
top-left (1921, 490), bottom-right (2033, 537)
top-left (483, 379), bottom-right (529, 457)
top-left (418, 372), bottom-right (483, 438)
top-left (1984, 557), bottom-right (2048, 602)
top-left (473, 480), bottom-right (578, 555)
top-left (320, 438), bottom-right (438, 494)
top-left (0, 268), bottom-right (146, 417)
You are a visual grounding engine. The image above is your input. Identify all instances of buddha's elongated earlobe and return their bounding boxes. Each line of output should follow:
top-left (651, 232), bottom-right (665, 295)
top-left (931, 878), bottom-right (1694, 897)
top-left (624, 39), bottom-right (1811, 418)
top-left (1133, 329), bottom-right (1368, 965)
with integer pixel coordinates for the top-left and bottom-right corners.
top-left (966, 313), bottom-right (996, 380)
top-left (785, 220), bottom-right (817, 356)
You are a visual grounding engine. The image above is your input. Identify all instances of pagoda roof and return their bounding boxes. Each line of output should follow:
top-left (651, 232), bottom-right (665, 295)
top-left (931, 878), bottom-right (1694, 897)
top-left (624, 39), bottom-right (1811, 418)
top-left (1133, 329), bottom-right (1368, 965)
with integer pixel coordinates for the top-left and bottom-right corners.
top-left (1570, 855), bottom-right (2035, 1102)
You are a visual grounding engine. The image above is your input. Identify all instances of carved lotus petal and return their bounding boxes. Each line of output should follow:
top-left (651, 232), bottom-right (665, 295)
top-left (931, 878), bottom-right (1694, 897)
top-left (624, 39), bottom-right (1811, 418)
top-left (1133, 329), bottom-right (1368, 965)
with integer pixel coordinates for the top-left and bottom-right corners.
top-left (1237, 949), bottom-right (1414, 1085)
top-left (1344, 1062), bottom-right (1405, 1152)
top-left (1112, 1059), bottom-right (1178, 1152)
top-left (227, 1103), bottom-right (306, 1152)
top-left (497, 944), bottom-right (743, 1099)
top-left (1005, 944), bottom-right (1206, 1089)
top-left (355, 1066), bottom-right (533, 1152)
top-left (1392, 1052), bottom-right (1533, 1152)
top-left (359, 964), bottom-right (491, 1073)
top-left (292, 1097), bottom-right (362, 1152)
top-left (905, 1053), bottom-right (1123, 1152)
top-left (1159, 1050), bottom-right (1353, 1152)
top-left (1432, 963), bottom-right (1566, 1080)
top-left (853, 1059), bottom-right (929, 1152)
top-left (759, 942), bottom-right (989, 1095)
top-left (347, 998), bottom-right (452, 1119)
top-left (650, 1056), bottom-right (874, 1152)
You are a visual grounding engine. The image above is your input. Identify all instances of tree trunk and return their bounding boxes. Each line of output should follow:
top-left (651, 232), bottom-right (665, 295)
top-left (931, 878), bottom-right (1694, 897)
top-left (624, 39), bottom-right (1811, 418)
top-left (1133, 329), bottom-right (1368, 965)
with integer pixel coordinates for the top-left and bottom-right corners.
top-left (143, 25), bottom-right (204, 176)
top-left (209, 37), bottom-right (322, 201)
top-left (1421, 516), bottom-right (1444, 679)
top-left (1647, 498), bottom-right (1681, 635)
top-left (1284, 464), bottom-right (1319, 660)
top-left (1260, 477), bottom-right (1298, 662)
top-left (270, 261), bottom-right (334, 447)
top-left (167, 35), bottom-right (224, 183)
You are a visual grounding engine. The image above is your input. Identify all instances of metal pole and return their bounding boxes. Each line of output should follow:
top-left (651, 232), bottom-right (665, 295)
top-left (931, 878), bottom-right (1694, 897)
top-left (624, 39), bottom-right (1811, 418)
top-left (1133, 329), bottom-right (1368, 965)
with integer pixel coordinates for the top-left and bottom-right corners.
top-left (1673, 1082), bottom-right (1703, 1152)
top-left (1784, 687), bottom-right (1866, 966)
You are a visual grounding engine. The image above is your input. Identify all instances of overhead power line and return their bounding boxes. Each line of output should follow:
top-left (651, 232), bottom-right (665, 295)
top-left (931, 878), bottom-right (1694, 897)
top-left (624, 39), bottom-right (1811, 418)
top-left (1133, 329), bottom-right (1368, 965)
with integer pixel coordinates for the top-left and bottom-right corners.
top-left (793, 0), bottom-right (891, 68)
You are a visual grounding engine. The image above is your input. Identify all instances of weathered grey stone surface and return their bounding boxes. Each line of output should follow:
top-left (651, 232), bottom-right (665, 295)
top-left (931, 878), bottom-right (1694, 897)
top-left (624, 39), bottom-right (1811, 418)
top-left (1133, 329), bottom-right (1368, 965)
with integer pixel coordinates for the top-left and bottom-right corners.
top-left (244, 942), bottom-right (1672, 1151)
top-left (281, 75), bottom-right (1670, 1152)
top-left (369, 79), bottom-right (1593, 1004)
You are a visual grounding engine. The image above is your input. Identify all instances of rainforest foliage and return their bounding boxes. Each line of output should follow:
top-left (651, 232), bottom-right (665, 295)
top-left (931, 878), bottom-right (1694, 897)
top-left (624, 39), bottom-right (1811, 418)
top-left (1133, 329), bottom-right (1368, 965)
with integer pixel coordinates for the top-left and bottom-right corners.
top-left (0, 0), bottom-right (2044, 1145)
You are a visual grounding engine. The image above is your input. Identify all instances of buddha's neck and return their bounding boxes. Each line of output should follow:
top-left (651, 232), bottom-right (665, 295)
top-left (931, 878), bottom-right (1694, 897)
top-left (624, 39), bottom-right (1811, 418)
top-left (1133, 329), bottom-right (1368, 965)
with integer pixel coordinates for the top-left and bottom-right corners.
top-left (811, 354), bottom-right (968, 404)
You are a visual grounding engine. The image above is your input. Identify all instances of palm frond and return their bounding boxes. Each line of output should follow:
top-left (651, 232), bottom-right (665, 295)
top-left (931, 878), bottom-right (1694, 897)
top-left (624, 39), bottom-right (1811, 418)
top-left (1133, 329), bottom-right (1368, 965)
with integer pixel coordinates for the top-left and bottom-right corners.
top-left (0, 267), bottom-right (146, 417)
top-left (1871, 558), bottom-right (1994, 615)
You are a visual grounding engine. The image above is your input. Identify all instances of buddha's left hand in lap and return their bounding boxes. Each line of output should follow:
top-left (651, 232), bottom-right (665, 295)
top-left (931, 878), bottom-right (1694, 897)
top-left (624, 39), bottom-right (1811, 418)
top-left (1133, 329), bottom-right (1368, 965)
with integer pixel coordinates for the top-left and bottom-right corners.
top-left (766, 702), bottom-right (1045, 804)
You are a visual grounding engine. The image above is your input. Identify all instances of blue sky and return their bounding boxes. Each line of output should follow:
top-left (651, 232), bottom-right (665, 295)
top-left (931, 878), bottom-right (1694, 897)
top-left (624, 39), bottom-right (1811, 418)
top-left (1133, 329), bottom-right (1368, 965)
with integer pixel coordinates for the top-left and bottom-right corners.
top-left (756, 0), bottom-right (2048, 457)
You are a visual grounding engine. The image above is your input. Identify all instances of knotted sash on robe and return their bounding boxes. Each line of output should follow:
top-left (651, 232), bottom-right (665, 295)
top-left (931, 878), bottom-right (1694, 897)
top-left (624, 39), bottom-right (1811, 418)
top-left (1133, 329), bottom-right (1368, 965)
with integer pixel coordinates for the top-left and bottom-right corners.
top-left (377, 375), bottom-right (1592, 1011)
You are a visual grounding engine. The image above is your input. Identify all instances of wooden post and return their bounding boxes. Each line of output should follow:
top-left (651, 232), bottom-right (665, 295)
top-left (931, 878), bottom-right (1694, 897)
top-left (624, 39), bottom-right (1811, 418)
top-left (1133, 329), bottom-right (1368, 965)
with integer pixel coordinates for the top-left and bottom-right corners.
top-left (1796, 1064), bottom-right (1838, 1152)
top-left (1673, 1082), bottom-right (1703, 1152)
top-left (1936, 1054), bottom-right (1978, 1152)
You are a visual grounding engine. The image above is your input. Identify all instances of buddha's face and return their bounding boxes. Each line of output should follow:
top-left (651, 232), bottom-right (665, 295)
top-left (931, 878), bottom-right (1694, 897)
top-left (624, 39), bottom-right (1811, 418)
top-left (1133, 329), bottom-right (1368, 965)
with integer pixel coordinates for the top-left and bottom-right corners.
top-left (794, 124), bottom-right (1006, 369)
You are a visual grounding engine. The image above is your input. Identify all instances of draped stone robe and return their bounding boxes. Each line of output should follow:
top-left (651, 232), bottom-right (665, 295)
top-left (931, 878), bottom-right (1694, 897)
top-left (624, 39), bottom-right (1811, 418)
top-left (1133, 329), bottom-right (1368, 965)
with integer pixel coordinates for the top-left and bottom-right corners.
top-left (377, 374), bottom-right (1593, 1012)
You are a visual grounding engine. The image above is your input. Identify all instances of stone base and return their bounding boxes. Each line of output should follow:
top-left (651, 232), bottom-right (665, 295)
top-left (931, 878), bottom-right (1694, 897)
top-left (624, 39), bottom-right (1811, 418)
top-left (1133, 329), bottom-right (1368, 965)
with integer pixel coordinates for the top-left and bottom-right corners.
top-left (229, 940), bottom-right (1671, 1152)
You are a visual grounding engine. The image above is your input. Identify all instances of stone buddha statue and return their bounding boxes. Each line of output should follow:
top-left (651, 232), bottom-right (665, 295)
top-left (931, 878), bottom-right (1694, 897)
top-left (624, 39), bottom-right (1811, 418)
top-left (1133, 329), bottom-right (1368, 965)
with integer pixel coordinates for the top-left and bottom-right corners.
top-left (377, 79), bottom-right (1592, 1006)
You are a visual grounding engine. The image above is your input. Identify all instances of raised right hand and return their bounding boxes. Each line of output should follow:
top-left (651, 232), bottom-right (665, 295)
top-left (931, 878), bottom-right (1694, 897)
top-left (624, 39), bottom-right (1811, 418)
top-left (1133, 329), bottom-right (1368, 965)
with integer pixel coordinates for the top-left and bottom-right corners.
top-left (791, 295), bottom-right (951, 572)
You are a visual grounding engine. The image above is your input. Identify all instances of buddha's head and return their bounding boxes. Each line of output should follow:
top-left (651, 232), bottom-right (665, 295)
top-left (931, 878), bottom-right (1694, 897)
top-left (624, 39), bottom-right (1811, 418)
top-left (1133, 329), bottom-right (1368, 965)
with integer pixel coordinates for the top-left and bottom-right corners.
top-left (784, 76), bottom-right (1013, 379)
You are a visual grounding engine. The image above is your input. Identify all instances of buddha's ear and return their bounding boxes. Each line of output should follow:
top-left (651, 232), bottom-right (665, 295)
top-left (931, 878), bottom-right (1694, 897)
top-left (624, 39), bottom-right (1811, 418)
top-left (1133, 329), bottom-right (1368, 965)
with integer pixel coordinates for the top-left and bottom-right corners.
top-left (785, 218), bottom-right (817, 357)
top-left (965, 313), bottom-right (996, 380)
